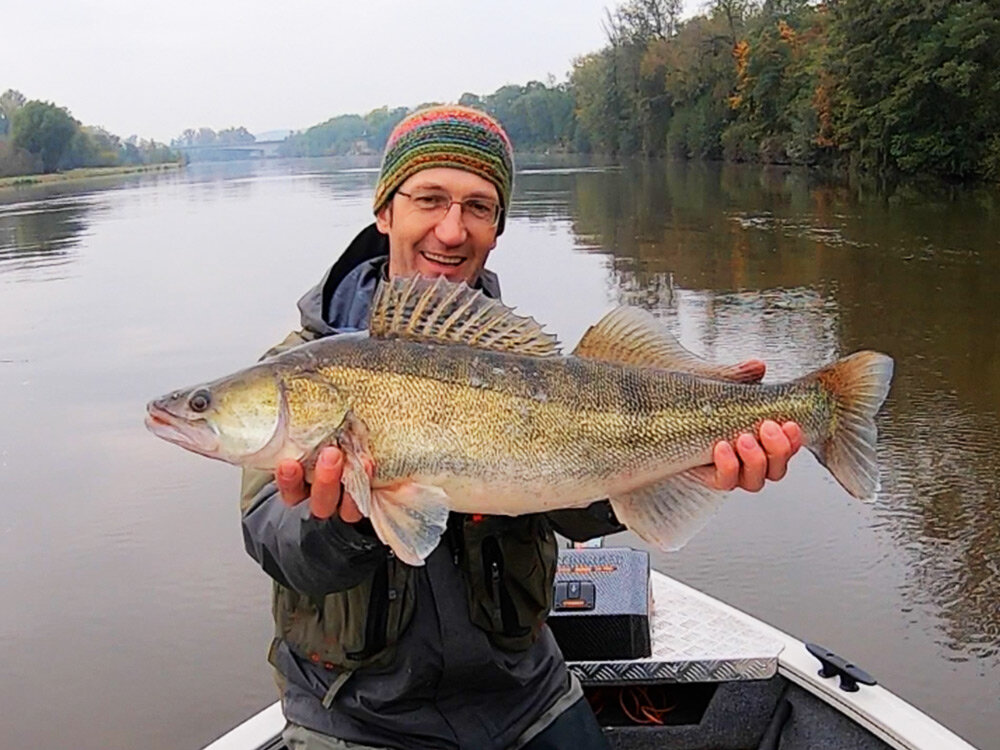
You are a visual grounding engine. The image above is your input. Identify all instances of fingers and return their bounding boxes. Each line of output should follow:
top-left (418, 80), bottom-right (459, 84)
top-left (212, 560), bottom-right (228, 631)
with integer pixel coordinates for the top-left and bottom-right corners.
top-left (708, 419), bottom-right (803, 493)
top-left (339, 454), bottom-right (374, 524)
top-left (758, 420), bottom-right (793, 482)
top-left (276, 447), bottom-right (374, 524)
top-left (734, 432), bottom-right (768, 491)
top-left (709, 440), bottom-right (740, 490)
top-left (276, 460), bottom-right (308, 506)
top-left (782, 421), bottom-right (803, 455)
top-left (309, 447), bottom-right (344, 520)
top-left (339, 494), bottom-right (364, 523)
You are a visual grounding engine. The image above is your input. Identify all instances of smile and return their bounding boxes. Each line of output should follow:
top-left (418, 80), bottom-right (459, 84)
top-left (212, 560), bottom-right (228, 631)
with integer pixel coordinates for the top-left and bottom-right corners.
top-left (421, 251), bottom-right (465, 267)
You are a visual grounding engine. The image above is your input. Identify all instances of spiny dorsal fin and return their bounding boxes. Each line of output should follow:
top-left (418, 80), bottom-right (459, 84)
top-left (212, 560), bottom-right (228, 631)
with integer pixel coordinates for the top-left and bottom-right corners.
top-left (369, 275), bottom-right (560, 357)
top-left (573, 306), bottom-right (764, 383)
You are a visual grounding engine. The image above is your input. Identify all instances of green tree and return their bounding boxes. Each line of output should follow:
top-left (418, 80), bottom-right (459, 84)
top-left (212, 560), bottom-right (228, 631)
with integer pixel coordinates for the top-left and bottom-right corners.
top-left (0, 89), bottom-right (27, 137)
top-left (605, 0), bottom-right (682, 44)
top-left (216, 126), bottom-right (255, 145)
top-left (279, 114), bottom-right (367, 157)
top-left (10, 100), bottom-right (80, 172)
top-left (571, 52), bottom-right (619, 153)
top-left (828, 0), bottom-right (1000, 178)
top-left (172, 129), bottom-right (198, 147)
top-left (472, 81), bottom-right (575, 150)
top-left (646, 13), bottom-right (739, 158)
top-left (195, 127), bottom-right (218, 146)
top-left (708, 0), bottom-right (754, 44)
top-left (363, 106), bottom-right (409, 149)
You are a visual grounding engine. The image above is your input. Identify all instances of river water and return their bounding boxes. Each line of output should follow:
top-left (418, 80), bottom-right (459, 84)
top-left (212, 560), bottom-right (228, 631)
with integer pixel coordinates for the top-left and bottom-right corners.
top-left (0, 159), bottom-right (997, 749)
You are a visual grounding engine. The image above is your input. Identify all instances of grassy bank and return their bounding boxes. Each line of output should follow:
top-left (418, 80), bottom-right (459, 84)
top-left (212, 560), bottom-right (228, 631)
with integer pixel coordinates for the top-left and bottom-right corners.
top-left (0, 162), bottom-right (183, 189)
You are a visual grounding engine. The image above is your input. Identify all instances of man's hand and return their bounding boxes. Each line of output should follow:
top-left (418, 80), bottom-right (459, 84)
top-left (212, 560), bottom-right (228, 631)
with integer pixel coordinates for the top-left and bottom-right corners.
top-left (275, 446), bottom-right (366, 523)
top-left (694, 420), bottom-right (803, 492)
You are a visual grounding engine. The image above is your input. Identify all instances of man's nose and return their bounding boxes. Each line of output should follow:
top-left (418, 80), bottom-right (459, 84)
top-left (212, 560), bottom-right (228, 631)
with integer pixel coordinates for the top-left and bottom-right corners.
top-left (434, 203), bottom-right (467, 246)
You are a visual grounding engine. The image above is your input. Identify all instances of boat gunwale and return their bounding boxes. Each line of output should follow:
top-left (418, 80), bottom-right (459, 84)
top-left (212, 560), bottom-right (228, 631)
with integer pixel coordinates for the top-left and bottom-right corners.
top-left (199, 569), bottom-right (978, 750)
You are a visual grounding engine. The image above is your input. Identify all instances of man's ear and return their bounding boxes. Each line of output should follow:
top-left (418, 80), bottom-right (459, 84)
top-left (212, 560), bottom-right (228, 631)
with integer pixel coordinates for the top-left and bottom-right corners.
top-left (375, 203), bottom-right (392, 234)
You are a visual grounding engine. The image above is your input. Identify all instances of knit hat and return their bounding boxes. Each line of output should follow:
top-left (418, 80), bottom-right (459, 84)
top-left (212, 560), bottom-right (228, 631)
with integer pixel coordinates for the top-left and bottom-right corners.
top-left (373, 105), bottom-right (515, 234)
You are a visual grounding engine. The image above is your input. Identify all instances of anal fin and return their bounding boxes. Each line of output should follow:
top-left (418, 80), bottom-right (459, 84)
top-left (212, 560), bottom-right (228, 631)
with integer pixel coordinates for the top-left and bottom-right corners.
top-left (610, 471), bottom-right (728, 551)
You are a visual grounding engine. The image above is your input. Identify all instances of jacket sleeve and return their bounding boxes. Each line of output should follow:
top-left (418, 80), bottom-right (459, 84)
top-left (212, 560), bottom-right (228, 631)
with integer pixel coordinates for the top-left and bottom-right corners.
top-left (240, 466), bottom-right (386, 596)
top-left (545, 500), bottom-right (625, 542)
top-left (238, 328), bottom-right (387, 596)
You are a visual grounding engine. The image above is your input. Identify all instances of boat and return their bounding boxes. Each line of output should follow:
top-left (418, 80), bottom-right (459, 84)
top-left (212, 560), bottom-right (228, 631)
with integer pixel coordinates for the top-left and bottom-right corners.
top-left (202, 548), bottom-right (977, 750)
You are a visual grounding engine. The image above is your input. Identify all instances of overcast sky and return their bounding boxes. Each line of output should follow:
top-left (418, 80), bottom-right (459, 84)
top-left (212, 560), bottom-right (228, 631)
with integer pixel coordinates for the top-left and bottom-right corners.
top-left (3, 0), bottom-right (703, 142)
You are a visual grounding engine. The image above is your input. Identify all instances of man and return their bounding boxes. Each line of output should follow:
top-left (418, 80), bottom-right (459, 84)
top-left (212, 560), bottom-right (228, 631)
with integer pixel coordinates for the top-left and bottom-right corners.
top-left (241, 106), bottom-right (801, 750)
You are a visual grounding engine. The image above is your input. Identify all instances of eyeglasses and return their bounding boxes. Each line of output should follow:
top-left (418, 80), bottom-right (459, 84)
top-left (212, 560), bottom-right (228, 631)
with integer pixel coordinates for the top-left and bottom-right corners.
top-left (396, 190), bottom-right (502, 228)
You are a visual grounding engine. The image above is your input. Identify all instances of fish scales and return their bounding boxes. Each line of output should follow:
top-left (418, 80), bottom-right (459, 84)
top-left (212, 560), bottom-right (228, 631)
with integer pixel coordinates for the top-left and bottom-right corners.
top-left (147, 275), bottom-right (893, 564)
top-left (275, 337), bottom-right (833, 502)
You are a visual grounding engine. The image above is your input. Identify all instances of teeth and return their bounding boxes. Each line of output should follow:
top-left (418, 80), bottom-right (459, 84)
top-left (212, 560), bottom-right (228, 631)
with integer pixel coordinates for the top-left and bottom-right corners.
top-left (422, 251), bottom-right (463, 266)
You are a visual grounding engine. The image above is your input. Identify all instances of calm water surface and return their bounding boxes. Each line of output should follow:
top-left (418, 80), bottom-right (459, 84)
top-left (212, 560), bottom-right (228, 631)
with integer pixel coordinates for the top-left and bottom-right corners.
top-left (0, 159), bottom-right (997, 749)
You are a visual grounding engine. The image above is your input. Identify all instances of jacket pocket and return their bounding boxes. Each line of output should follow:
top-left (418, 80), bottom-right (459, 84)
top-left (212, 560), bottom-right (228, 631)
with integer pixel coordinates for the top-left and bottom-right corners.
top-left (463, 515), bottom-right (557, 651)
top-left (272, 553), bottom-right (415, 673)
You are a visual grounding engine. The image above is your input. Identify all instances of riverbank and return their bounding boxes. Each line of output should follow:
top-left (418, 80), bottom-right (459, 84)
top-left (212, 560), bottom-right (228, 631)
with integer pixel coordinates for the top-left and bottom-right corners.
top-left (0, 162), bottom-right (183, 190)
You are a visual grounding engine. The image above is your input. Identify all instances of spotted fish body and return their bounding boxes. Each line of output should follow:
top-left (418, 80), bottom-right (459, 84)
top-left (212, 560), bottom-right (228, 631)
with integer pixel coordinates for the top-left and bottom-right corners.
top-left (289, 339), bottom-right (828, 509)
top-left (147, 277), bottom-right (893, 565)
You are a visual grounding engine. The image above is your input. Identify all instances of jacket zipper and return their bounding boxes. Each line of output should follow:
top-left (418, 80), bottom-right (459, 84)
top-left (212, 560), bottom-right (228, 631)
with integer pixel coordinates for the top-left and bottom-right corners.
top-left (483, 536), bottom-right (530, 638)
top-left (346, 554), bottom-right (389, 661)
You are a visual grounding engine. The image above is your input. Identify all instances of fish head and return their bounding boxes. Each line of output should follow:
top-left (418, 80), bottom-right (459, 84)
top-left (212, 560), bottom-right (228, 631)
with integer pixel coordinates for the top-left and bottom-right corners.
top-left (145, 364), bottom-right (288, 467)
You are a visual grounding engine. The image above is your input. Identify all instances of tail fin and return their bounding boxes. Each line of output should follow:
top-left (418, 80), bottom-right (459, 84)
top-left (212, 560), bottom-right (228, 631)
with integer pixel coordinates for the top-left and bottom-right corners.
top-left (806, 351), bottom-right (894, 499)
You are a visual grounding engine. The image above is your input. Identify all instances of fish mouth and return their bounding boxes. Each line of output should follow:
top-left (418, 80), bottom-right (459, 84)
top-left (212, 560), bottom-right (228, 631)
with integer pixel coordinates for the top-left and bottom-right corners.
top-left (145, 401), bottom-right (220, 457)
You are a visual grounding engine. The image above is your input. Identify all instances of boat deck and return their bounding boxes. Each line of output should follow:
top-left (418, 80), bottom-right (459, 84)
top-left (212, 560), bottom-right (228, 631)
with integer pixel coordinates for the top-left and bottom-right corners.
top-left (568, 573), bottom-right (784, 686)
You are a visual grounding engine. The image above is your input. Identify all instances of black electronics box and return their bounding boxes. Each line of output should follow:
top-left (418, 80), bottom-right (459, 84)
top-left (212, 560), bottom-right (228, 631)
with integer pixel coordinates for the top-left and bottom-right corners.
top-left (548, 547), bottom-right (652, 661)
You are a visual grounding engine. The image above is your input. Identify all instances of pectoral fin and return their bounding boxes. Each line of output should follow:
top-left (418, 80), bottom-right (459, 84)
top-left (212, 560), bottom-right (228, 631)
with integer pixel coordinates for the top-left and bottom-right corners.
top-left (368, 482), bottom-right (450, 566)
top-left (335, 410), bottom-right (449, 566)
top-left (609, 471), bottom-right (728, 551)
top-left (575, 306), bottom-right (764, 383)
top-left (335, 411), bottom-right (374, 516)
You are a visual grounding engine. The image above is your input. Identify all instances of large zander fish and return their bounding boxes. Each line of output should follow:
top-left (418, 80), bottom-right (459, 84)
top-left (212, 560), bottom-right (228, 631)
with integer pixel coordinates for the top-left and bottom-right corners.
top-left (146, 276), bottom-right (894, 565)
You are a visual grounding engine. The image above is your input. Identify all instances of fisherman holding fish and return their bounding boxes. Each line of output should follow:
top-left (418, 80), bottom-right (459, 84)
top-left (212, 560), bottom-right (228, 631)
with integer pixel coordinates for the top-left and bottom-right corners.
top-left (148, 107), bottom-right (896, 749)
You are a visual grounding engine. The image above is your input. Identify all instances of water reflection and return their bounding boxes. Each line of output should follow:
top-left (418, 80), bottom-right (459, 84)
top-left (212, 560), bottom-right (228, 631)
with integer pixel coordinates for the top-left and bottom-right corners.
top-left (557, 159), bottom-right (1000, 666)
top-left (0, 196), bottom-right (98, 280)
top-left (1, 159), bottom-right (996, 750)
top-left (878, 396), bottom-right (1000, 662)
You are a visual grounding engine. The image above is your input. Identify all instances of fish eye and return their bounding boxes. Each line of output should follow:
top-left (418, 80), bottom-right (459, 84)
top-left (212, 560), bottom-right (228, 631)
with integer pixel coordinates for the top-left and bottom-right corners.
top-left (188, 389), bottom-right (212, 413)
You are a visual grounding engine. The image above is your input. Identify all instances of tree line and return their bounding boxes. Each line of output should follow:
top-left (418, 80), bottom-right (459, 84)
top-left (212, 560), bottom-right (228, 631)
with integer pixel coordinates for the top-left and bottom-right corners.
top-left (171, 127), bottom-right (256, 148)
top-left (569, 0), bottom-right (999, 180)
top-left (0, 89), bottom-right (181, 178)
top-left (274, 0), bottom-right (1000, 181)
top-left (16, 0), bottom-right (993, 182)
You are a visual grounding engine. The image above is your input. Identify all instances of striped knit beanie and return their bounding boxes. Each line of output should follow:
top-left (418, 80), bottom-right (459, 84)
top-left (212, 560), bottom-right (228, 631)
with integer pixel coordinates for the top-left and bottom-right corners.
top-left (373, 105), bottom-right (515, 234)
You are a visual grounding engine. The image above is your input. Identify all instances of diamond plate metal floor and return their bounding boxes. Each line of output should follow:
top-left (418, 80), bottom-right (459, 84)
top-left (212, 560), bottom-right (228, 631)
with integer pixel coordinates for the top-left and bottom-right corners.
top-left (567, 572), bottom-right (784, 685)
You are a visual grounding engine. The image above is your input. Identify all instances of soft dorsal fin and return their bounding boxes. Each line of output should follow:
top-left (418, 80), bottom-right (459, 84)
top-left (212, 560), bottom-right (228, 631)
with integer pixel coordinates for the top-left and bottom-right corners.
top-left (369, 275), bottom-right (560, 356)
top-left (573, 306), bottom-right (764, 383)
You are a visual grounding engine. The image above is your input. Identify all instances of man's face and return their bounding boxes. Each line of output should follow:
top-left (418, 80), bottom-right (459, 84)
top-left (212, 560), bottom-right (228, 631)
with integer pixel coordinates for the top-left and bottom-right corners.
top-left (376, 167), bottom-right (500, 286)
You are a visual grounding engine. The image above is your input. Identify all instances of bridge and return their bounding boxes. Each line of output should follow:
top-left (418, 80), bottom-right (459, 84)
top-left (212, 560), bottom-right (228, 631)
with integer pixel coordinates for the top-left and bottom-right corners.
top-left (173, 139), bottom-right (285, 161)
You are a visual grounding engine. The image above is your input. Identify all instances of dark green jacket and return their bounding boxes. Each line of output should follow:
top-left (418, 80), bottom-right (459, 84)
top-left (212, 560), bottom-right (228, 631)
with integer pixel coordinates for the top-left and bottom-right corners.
top-left (241, 225), bottom-right (622, 750)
